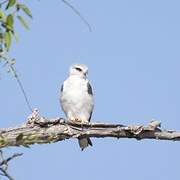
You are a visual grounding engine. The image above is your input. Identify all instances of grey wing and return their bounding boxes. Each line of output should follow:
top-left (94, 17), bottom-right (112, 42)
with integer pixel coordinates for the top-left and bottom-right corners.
top-left (87, 81), bottom-right (93, 95)
top-left (61, 83), bottom-right (64, 92)
top-left (87, 81), bottom-right (93, 122)
top-left (60, 82), bottom-right (66, 114)
top-left (88, 110), bottom-right (93, 122)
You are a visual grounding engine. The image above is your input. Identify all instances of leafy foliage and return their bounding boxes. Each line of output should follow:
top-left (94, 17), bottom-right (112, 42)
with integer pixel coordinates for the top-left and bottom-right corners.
top-left (0, 1), bottom-right (33, 113)
top-left (0, 0), bottom-right (32, 53)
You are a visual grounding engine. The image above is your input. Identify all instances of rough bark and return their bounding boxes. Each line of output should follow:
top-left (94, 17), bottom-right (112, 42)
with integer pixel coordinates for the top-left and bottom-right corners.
top-left (0, 109), bottom-right (180, 149)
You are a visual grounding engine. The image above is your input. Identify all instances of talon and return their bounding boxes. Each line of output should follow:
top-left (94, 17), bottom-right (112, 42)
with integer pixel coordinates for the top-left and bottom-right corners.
top-left (75, 118), bottom-right (82, 123)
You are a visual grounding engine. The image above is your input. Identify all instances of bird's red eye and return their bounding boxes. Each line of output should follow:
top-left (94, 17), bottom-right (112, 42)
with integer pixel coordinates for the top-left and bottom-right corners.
top-left (75, 67), bottom-right (82, 72)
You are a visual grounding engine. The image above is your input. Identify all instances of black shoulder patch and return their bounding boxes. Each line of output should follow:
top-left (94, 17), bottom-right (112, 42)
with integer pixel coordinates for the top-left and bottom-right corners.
top-left (88, 111), bottom-right (93, 121)
top-left (61, 84), bottom-right (64, 92)
top-left (87, 82), bottom-right (93, 95)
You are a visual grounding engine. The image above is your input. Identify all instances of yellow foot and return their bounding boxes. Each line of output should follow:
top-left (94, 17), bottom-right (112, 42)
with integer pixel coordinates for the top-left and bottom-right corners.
top-left (68, 118), bottom-right (82, 124)
top-left (74, 118), bottom-right (83, 123)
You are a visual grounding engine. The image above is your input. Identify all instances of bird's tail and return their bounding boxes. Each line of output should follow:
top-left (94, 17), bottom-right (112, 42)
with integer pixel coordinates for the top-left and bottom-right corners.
top-left (78, 137), bottom-right (92, 151)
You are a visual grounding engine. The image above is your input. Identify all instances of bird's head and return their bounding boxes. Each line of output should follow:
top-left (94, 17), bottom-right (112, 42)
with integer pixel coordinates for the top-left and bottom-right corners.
top-left (69, 64), bottom-right (88, 78)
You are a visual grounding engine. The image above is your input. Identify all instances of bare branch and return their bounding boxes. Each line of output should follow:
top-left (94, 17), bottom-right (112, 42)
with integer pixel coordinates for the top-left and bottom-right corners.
top-left (9, 64), bottom-right (33, 112)
top-left (0, 109), bottom-right (180, 149)
top-left (0, 54), bottom-right (33, 112)
top-left (62, 0), bottom-right (92, 32)
top-left (0, 167), bottom-right (14, 180)
top-left (0, 150), bottom-right (23, 180)
top-left (0, 153), bottom-right (23, 166)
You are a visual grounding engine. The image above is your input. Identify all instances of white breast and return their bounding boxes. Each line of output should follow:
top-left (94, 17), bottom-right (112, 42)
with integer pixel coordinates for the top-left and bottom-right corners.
top-left (60, 76), bottom-right (94, 123)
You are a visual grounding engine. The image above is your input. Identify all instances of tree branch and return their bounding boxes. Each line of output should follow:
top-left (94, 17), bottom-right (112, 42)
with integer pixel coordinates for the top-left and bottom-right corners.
top-left (0, 109), bottom-right (180, 149)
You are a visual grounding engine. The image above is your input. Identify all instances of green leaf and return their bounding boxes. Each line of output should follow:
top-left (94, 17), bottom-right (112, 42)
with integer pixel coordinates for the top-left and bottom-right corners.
top-left (6, 14), bottom-right (14, 31)
top-left (6, 0), bottom-right (16, 10)
top-left (4, 31), bottom-right (11, 51)
top-left (17, 15), bottom-right (29, 29)
top-left (0, 10), bottom-right (6, 21)
top-left (17, 4), bottom-right (32, 18)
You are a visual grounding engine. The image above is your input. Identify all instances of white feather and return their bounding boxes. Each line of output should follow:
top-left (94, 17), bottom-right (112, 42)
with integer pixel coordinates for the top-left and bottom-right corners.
top-left (60, 67), bottom-right (93, 123)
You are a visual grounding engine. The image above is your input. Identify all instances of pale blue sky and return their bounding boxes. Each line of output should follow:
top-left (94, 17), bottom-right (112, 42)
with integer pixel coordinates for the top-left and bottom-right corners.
top-left (1, 0), bottom-right (180, 179)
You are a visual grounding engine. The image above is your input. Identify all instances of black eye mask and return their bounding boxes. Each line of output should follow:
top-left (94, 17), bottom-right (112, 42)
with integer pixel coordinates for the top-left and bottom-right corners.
top-left (75, 67), bottom-right (82, 72)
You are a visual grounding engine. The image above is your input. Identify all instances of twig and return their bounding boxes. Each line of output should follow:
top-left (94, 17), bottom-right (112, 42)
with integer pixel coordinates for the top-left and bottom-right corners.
top-left (0, 54), bottom-right (33, 112)
top-left (62, 0), bottom-right (92, 32)
top-left (0, 150), bottom-right (23, 180)
top-left (10, 64), bottom-right (33, 112)
top-left (0, 168), bottom-right (14, 180)
top-left (0, 153), bottom-right (23, 166)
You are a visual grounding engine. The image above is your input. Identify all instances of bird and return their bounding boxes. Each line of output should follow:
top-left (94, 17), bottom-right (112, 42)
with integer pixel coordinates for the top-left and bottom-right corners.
top-left (60, 64), bottom-right (94, 150)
